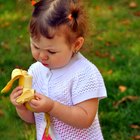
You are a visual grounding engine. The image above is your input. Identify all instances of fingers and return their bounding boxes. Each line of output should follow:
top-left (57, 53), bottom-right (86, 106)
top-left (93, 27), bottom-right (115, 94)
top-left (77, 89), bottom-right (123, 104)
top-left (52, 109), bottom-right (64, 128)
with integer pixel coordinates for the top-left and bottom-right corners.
top-left (29, 93), bottom-right (44, 111)
top-left (10, 86), bottom-right (23, 106)
top-left (12, 86), bottom-right (23, 95)
top-left (29, 93), bottom-right (53, 113)
top-left (34, 92), bottom-right (43, 99)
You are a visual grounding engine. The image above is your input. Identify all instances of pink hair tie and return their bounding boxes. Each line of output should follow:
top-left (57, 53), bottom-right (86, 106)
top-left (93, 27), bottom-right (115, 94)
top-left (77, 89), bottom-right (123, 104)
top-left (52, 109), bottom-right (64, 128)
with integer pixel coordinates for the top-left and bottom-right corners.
top-left (31, 0), bottom-right (37, 6)
top-left (68, 14), bottom-right (73, 20)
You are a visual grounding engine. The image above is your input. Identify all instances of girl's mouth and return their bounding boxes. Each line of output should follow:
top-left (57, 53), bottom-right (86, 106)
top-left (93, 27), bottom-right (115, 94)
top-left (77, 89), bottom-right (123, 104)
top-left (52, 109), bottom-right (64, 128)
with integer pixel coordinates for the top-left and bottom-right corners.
top-left (42, 63), bottom-right (49, 67)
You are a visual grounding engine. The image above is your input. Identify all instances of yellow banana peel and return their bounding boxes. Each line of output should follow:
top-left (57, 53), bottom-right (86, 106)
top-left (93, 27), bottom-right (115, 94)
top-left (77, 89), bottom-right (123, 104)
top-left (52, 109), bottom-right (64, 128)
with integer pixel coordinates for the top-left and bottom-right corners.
top-left (1, 68), bottom-right (50, 136)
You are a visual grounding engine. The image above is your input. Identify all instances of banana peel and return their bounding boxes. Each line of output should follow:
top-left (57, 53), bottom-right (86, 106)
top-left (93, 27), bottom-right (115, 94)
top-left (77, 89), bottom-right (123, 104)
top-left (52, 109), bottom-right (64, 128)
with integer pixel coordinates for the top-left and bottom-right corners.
top-left (1, 68), bottom-right (50, 136)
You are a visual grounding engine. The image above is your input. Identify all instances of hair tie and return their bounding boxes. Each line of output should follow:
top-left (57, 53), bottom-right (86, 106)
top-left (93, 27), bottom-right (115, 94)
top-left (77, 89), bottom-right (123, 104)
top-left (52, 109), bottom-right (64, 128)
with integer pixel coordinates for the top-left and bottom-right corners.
top-left (68, 14), bottom-right (73, 20)
top-left (31, 0), bottom-right (37, 6)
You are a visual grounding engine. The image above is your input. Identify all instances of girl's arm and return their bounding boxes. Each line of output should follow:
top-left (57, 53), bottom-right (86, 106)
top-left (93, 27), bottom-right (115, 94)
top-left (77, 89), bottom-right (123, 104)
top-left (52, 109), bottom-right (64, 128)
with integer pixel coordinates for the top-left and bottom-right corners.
top-left (16, 106), bottom-right (35, 123)
top-left (50, 98), bottom-right (98, 128)
top-left (10, 86), bottom-right (35, 124)
top-left (30, 93), bottom-right (98, 128)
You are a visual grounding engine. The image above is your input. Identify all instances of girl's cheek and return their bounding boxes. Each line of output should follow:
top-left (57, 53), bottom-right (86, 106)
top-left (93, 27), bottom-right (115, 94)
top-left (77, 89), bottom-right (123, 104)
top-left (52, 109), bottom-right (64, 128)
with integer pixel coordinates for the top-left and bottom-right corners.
top-left (32, 52), bottom-right (39, 60)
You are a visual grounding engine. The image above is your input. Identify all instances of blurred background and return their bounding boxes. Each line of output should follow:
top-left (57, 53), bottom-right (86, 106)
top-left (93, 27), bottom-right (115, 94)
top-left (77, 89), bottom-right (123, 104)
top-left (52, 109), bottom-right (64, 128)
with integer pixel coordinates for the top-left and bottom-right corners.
top-left (0, 0), bottom-right (140, 139)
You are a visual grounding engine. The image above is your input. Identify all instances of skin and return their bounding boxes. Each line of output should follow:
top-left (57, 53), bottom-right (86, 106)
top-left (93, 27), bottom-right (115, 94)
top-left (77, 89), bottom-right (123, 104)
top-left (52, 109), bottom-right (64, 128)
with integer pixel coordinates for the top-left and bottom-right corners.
top-left (10, 31), bottom-right (99, 128)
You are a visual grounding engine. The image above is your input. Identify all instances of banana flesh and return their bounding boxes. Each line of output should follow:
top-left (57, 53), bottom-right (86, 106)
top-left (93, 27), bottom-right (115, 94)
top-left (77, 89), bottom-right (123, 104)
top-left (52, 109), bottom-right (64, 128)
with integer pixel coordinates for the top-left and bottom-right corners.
top-left (16, 74), bottom-right (34, 104)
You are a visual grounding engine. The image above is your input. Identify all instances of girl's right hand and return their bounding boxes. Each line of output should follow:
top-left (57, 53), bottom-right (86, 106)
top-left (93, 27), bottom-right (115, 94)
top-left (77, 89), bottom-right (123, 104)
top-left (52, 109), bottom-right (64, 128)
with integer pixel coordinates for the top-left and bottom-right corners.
top-left (10, 86), bottom-right (27, 110)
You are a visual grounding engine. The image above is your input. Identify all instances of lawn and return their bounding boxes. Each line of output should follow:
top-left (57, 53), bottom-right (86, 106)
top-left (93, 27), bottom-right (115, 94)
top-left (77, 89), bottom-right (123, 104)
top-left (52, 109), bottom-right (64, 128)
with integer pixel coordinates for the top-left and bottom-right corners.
top-left (0, 0), bottom-right (140, 140)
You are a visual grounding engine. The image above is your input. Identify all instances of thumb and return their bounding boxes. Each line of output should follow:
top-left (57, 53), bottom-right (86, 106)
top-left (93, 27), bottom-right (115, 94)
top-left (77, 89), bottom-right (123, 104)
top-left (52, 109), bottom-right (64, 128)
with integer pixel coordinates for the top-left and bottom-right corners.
top-left (34, 92), bottom-right (44, 100)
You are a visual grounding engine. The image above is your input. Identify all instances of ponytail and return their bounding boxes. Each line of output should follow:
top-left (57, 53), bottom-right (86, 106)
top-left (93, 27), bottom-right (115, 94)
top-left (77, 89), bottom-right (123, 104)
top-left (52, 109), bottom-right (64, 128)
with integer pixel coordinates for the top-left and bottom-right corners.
top-left (67, 1), bottom-right (87, 37)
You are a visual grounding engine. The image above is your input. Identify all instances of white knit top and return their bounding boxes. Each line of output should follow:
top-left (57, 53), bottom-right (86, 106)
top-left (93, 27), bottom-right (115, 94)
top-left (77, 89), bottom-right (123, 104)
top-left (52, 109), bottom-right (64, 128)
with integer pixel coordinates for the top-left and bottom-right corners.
top-left (28, 53), bottom-right (107, 140)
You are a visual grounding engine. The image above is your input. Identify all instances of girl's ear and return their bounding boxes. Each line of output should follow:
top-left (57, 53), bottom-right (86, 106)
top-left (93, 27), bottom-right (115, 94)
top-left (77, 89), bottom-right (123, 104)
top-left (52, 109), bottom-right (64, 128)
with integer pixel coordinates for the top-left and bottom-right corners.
top-left (72, 37), bottom-right (84, 53)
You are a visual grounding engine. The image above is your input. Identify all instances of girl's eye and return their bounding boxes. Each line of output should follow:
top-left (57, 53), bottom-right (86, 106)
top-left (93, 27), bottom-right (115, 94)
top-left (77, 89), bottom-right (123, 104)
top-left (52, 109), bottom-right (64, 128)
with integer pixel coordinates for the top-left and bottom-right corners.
top-left (34, 45), bottom-right (39, 50)
top-left (48, 50), bottom-right (56, 54)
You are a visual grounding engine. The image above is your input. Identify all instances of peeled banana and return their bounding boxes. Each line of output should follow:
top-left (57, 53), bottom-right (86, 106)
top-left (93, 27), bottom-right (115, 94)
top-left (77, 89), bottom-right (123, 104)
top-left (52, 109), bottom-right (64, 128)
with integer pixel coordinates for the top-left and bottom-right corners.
top-left (1, 68), bottom-right (35, 104)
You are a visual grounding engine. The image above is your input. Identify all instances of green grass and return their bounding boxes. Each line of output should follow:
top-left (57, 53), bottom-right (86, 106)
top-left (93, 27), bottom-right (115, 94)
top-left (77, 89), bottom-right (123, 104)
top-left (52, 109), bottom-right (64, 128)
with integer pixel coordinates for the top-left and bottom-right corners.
top-left (0, 0), bottom-right (140, 139)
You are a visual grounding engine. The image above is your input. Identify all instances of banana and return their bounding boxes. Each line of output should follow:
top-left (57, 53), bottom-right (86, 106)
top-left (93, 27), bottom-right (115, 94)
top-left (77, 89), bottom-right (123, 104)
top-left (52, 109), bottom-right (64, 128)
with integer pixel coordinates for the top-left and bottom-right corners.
top-left (1, 68), bottom-right (34, 104)
top-left (1, 68), bottom-right (50, 137)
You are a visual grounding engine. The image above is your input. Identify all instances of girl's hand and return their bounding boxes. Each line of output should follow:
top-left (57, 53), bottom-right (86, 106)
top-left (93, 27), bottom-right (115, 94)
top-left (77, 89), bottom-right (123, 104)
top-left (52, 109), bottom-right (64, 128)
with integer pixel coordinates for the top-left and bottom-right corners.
top-left (10, 86), bottom-right (27, 110)
top-left (29, 93), bottom-right (54, 113)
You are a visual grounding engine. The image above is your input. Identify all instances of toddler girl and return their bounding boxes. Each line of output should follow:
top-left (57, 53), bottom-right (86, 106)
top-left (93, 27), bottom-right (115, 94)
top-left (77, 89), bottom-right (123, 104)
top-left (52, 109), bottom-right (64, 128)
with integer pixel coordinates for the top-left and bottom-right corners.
top-left (10, 0), bottom-right (107, 139)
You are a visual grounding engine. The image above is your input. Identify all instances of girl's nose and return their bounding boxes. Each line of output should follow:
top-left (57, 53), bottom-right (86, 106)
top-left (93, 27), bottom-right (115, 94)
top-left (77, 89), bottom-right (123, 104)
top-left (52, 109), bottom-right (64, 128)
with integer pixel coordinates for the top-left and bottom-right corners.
top-left (39, 51), bottom-right (49, 61)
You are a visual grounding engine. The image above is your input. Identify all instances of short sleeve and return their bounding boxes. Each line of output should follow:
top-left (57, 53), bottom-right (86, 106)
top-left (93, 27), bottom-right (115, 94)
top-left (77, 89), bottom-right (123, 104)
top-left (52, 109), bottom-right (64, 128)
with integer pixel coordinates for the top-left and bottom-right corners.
top-left (72, 66), bottom-right (107, 104)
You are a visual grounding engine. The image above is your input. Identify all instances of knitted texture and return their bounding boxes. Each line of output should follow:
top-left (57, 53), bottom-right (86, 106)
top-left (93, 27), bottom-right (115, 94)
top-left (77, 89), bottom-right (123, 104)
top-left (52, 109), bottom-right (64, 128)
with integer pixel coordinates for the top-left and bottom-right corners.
top-left (28, 53), bottom-right (107, 140)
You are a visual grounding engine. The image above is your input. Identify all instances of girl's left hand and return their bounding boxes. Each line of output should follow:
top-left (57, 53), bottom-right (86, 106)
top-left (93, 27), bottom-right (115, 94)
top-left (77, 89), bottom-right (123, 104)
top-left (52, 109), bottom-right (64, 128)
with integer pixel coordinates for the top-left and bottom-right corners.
top-left (29, 93), bottom-right (54, 113)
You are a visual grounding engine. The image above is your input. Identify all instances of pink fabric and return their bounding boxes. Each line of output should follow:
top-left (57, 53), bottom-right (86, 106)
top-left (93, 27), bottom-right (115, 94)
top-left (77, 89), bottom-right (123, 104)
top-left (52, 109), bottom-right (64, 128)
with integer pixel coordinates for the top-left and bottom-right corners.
top-left (42, 132), bottom-right (52, 140)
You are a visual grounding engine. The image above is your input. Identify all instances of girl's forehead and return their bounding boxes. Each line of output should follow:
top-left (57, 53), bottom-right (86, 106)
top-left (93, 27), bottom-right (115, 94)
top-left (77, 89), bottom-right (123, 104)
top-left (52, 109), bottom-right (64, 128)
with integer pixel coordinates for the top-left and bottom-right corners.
top-left (31, 25), bottom-right (66, 41)
top-left (30, 33), bottom-right (68, 48)
top-left (31, 33), bottom-right (65, 43)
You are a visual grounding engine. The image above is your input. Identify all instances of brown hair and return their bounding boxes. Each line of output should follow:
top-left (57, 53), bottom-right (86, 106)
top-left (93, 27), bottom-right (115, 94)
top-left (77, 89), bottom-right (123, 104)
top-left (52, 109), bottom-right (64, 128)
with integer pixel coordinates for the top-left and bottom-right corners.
top-left (29, 0), bottom-right (87, 44)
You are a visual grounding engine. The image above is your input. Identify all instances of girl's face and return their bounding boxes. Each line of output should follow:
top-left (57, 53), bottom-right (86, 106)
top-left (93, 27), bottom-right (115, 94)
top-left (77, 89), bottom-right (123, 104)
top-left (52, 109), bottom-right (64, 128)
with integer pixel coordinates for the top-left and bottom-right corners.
top-left (30, 34), bottom-right (76, 69)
